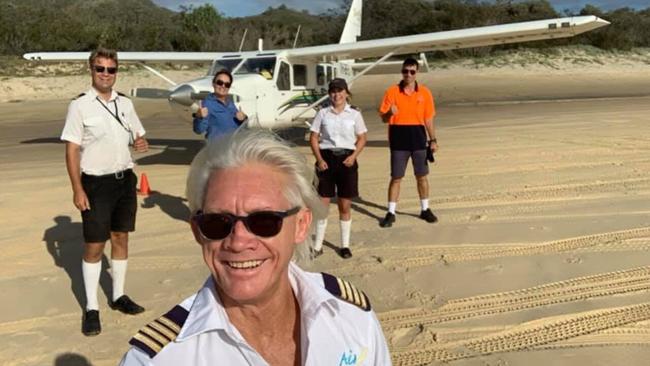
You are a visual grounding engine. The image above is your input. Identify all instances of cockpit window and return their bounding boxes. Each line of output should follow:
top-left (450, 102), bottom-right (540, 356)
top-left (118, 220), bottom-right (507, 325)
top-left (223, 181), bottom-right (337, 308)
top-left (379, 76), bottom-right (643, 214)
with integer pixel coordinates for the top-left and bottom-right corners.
top-left (234, 57), bottom-right (277, 79)
top-left (209, 58), bottom-right (243, 75)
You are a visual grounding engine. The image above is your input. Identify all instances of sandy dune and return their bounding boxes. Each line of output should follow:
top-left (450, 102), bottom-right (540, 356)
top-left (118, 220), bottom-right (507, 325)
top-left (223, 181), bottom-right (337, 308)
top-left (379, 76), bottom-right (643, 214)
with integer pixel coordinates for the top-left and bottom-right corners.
top-left (1, 61), bottom-right (650, 365)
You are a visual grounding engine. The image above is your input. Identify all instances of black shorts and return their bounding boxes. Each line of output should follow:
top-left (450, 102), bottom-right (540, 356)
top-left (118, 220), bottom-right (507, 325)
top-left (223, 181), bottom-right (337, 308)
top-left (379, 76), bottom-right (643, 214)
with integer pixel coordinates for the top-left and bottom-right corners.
top-left (390, 149), bottom-right (429, 178)
top-left (316, 149), bottom-right (359, 199)
top-left (81, 169), bottom-right (137, 243)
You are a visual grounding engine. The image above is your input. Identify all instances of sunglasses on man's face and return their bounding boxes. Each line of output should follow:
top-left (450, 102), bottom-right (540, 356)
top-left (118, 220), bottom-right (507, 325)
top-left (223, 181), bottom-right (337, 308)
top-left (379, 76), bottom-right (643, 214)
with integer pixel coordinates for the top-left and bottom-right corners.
top-left (193, 207), bottom-right (300, 241)
top-left (93, 65), bottom-right (117, 74)
top-left (214, 79), bottom-right (232, 88)
top-left (401, 69), bottom-right (417, 75)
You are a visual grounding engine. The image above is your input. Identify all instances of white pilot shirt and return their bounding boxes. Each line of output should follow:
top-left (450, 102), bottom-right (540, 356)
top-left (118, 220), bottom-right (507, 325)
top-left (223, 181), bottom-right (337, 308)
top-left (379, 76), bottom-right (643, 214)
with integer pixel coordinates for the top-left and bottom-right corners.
top-left (310, 104), bottom-right (367, 151)
top-left (120, 262), bottom-right (392, 366)
top-left (61, 87), bottom-right (146, 176)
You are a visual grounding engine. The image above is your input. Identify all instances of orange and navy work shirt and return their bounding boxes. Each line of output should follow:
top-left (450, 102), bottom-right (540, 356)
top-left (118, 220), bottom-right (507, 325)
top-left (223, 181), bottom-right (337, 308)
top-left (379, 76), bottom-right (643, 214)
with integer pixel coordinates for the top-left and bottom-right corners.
top-left (379, 82), bottom-right (435, 151)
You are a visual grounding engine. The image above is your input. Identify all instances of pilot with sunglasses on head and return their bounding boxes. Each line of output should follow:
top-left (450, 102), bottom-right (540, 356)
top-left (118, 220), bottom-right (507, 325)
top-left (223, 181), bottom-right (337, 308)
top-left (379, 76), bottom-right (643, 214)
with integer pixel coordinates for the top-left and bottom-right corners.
top-left (61, 48), bottom-right (149, 336)
top-left (378, 57), bottom-right (439, 228)
top-left (119, 129), bottom-right (391, 366)
top-left (193, 69), bottom-right (247, 140)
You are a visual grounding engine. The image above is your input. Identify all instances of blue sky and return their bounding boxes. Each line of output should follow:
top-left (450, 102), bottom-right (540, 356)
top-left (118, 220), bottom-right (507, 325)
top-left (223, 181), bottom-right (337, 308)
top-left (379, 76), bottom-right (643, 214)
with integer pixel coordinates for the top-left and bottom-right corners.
top-left (152, 0), bottom-right (649, 17)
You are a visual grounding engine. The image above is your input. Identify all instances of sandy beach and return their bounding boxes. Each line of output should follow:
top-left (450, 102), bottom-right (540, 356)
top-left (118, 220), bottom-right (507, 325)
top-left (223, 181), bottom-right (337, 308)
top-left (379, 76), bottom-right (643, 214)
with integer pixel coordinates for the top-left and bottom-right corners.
top-left (2, 58), bottom-right (650, 365)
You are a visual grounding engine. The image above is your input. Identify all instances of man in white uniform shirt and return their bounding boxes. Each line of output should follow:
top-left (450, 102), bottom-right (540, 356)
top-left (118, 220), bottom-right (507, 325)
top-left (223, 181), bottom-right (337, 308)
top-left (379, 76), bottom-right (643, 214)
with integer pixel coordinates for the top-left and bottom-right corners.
top-left (119, 129), bottom-right (391, 365)
top-left (61, 48), bottom-right (148, 336)
top-left (309, 78), bottom-right (367, 259)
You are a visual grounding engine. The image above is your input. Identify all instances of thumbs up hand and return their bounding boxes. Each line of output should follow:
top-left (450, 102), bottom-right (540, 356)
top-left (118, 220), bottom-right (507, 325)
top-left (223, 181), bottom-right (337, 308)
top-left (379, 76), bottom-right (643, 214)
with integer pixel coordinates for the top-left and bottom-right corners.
top-left (236, 108), bottom-right (247, 122)
top-left (196, 100), bottom-right (208, 118)
top-left (133, 133), bottom-right (148, 153)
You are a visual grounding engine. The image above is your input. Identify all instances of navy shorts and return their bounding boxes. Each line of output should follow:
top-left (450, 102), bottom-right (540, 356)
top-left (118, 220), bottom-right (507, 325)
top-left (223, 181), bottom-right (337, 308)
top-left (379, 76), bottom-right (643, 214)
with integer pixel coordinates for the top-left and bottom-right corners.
top-left (390, 149), bottom-right (429, 178)
top-left (81, 169), bottom-right (137, 243)
top-left (316, 149), bottom-right (359, 199)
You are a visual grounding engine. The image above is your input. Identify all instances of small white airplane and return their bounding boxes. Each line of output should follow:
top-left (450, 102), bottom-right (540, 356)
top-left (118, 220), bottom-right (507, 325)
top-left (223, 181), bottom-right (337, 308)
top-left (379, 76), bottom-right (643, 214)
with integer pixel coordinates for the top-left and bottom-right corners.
top-left (24, 0), bottom-right (609, 128)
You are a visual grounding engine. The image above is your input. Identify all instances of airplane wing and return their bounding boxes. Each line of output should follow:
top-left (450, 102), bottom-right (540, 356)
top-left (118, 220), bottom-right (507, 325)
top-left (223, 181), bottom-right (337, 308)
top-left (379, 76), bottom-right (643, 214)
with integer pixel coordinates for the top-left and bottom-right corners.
top-left (23, 52), bottom-right (231, 62)
top-left (284, 16), bottom-right (609, 62)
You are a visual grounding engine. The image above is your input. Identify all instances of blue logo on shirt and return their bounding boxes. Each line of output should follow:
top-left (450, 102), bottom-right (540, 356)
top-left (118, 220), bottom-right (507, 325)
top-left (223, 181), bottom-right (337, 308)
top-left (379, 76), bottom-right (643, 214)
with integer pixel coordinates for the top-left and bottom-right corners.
top-left (339, 348), bottom-right (368, 366)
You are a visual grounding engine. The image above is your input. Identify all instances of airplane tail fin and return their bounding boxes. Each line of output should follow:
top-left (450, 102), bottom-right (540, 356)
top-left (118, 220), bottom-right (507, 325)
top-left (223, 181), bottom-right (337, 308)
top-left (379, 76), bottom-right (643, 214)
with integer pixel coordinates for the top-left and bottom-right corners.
top-left (339, 0), bottom-right (362, 44)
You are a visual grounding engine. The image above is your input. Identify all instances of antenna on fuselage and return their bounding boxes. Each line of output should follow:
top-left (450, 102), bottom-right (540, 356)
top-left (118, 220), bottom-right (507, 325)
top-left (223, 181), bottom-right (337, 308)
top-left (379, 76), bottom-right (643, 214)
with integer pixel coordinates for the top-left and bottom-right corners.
top-left (293, 25), bottom-right (301, 48)
top-left (238, 29), bottom-right (248, 52)
top-left (258, 39), bottom-right (263, 52)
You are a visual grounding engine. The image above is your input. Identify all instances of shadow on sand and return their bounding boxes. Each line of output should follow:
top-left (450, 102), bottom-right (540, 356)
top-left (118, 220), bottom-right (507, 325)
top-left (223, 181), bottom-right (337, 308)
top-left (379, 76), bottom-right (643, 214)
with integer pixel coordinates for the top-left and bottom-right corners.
top-left (141, 191), bottom-right (191, 223)
top-left (43, 216), bottom-right (111, 310)
top-left (54, 353), bottom-right (93, 366)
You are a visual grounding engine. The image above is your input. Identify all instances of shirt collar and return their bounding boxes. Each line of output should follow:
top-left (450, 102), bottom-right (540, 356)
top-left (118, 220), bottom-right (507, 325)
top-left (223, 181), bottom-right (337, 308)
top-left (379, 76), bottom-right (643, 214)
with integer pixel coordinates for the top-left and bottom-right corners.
top-left (327, 103), bottom-right (352, 115)
top-left (176, 263), bottom-right (340, 341)
top-left (88, 87), bottom-right (118, 102)
top-left (208, 93), bottom-right (231, 106)
top-left (176, 277), bottom-right (232, 341)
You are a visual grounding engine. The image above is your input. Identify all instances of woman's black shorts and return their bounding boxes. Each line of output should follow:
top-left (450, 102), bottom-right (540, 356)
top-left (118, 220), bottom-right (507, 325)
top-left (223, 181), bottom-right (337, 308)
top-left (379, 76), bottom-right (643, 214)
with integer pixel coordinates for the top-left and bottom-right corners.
top-left (316, 149), bottom-right (359, 199)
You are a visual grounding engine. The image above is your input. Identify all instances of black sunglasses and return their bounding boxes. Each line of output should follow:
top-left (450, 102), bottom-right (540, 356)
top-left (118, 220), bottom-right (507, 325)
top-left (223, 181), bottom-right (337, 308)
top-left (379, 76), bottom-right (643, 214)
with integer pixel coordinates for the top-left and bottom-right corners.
top-left (193, 207), bottom-right (300, 241)
top-left (213, 79), bottom-right (232, 88)
top-left (401, 69), bottom-right (417, 75)
top-left (93, 65), bottom-right (117, 74)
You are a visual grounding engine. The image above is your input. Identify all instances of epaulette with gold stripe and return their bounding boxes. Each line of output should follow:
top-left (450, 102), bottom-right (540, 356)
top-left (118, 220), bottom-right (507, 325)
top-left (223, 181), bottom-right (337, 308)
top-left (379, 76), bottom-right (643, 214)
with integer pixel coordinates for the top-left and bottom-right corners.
top-left (321, 272), bottom-right (371, 311)
top-left (72, 92), bottom-right (85, 100)
top-left (129, 305), bottom-right (189, 358)
top-left (117, 91), bottom-right (129, 98)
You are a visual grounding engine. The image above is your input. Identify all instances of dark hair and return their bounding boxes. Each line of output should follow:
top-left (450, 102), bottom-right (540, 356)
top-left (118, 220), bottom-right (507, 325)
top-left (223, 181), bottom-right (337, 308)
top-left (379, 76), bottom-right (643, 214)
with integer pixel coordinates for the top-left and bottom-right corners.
top-left (89, 48), bottom-right (118, 67)
top-left (402, 57), bottom-right (419, 69)
top-left (328, 78), bottom-right (351, 96)
top-left (213, 69), bottom-right (233, 84)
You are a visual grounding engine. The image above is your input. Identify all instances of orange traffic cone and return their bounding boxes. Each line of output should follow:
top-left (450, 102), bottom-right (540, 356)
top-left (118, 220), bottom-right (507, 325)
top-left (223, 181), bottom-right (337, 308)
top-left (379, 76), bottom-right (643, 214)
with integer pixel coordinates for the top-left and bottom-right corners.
top-left (138, 173), bottom-right (151, 196)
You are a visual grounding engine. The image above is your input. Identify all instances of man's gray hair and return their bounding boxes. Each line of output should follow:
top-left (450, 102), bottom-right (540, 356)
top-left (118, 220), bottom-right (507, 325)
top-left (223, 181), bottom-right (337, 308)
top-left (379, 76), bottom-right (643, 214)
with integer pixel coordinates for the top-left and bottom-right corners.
top-left (186, 128), bottom-right (326, 260)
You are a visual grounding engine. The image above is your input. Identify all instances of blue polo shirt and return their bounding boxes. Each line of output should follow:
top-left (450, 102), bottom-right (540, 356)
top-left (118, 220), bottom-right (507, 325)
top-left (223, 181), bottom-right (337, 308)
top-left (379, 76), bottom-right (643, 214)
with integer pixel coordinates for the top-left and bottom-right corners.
top-left (193, 94), bottom-right (242, 140)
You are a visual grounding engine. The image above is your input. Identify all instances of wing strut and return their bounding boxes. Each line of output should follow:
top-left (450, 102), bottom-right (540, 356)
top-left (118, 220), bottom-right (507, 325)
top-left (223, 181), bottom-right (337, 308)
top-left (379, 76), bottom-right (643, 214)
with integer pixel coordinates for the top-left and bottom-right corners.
top-left (138, 63), bottom-right (177, 86)
top-left (293, 49), bottom-right (399, 126)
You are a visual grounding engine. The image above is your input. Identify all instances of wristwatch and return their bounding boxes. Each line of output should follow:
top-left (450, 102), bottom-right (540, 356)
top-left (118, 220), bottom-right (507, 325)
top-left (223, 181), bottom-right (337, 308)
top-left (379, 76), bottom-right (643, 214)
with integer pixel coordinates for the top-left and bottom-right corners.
top-left (429, 138), bottom-right (437, 144)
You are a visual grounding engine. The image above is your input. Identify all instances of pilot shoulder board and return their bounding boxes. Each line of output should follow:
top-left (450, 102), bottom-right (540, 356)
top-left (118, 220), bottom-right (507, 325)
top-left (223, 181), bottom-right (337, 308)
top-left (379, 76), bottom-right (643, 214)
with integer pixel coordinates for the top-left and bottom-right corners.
top-left (321, 272), bottom-right (371, 311)
top-left (129, 305), bottom-right (189, 358)
top-left (72, 92), bottom-right (85, 100)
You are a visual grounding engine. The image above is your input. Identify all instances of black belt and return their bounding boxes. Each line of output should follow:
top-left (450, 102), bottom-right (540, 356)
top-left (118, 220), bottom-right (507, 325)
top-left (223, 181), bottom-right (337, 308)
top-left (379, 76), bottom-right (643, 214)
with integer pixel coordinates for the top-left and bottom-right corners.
top-left (83, 169), bottom-right (132, 180)
top-left (325, 148), bottom-right (353, 157)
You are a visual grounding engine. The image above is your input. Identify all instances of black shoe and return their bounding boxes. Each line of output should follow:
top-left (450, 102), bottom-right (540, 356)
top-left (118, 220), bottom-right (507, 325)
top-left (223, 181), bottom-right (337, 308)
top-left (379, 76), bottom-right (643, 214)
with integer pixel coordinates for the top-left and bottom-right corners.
top-left (379, 212), bottom-right (395, 228)
top-left (420, 208), bottom-right (438, 223)
top-left (111, 295), bottom-right (145, 315)
top-left (311, 248), bottom-right (323, 258)
top-left (339, 248), bottom-right (353, 259)
top-left (82, 310), bottom-right (101, 336)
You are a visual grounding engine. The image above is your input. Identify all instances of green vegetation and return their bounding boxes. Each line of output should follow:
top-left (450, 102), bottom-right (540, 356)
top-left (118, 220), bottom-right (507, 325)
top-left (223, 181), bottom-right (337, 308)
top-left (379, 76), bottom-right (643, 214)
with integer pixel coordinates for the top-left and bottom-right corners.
top-left (0, 0), bottom-right (648, 56)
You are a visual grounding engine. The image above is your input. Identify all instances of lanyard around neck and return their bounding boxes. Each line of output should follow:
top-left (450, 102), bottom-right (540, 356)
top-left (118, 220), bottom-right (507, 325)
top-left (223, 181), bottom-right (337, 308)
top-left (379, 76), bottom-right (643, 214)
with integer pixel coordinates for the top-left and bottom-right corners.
top-left (95, 96), bottom-right (130, 133)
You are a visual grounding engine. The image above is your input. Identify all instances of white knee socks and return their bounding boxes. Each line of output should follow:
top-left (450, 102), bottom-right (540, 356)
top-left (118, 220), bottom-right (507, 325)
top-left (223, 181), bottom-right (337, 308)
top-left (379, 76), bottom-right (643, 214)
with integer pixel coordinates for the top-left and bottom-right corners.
top-left (340, 220), bottom-right (351, 248)
top-left (111, 259), bottom-right (128, 301)
top-left (82, 260), bottom-right (101, 311)
top-left (313, 219), bottom-right (328, 251)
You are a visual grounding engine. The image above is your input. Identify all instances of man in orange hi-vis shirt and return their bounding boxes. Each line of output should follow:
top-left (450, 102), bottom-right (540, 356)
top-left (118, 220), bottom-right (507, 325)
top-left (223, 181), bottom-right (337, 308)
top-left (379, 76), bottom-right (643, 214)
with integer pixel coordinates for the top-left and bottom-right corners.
top-left (378, 57), bottom-right (438, 228)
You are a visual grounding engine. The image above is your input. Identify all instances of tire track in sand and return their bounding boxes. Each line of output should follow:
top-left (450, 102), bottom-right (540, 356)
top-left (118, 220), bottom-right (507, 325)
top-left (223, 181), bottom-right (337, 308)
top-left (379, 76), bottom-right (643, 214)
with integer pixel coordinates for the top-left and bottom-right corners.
top-left (390, 302), bottom-right (650, 365)
top-left (379, 265), bottom-right (650, 331)
top-left (334, 227), bottom-right (650, 277)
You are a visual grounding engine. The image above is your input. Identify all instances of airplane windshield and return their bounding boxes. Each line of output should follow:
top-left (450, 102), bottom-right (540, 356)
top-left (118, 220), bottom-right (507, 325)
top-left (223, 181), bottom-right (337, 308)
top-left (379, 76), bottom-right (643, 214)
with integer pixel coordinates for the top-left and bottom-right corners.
top-left (209, 58), bottom-right (242, 74)
top-left (235, 57), bottom-right (276, 80)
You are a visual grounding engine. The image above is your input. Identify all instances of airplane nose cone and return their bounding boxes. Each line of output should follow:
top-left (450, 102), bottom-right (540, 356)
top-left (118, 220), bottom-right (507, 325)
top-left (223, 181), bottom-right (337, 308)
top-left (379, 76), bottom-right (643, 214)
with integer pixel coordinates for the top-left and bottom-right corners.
top-left (169, 84), bottom-right (196, 106)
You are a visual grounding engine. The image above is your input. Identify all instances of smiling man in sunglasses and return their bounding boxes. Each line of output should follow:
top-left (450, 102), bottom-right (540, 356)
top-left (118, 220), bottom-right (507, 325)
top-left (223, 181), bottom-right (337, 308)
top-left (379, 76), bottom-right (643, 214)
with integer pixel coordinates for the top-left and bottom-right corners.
top-left (119, 129), bottom-right (391, 365)
top-left (192, 69), bottom-right (247, 140)
top-left (378, 57), bottom-right (439, 228)
top-left (61, 48), bottom-right (149, 336)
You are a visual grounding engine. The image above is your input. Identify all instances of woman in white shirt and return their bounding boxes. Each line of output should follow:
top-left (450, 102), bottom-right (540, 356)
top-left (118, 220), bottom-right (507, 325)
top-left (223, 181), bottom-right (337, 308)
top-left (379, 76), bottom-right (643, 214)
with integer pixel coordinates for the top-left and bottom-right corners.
top-left (309, 78), bottom-right (368, 259)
